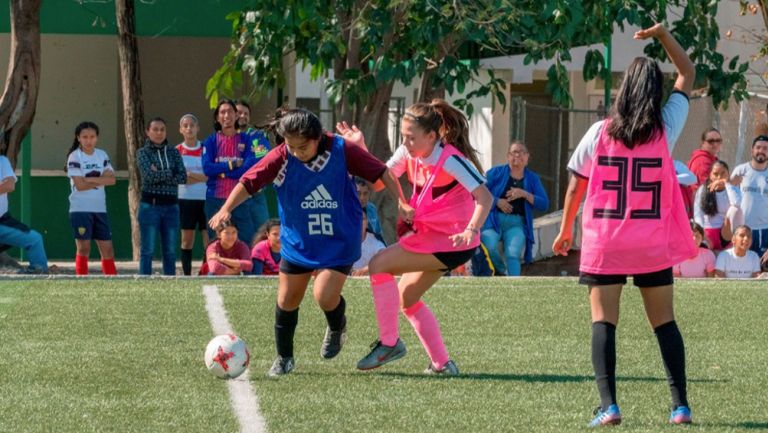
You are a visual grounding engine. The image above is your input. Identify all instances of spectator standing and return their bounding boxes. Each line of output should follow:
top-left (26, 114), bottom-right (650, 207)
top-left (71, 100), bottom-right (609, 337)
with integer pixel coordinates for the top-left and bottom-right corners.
top-left (66, 121), bottom-right (117, 275)
top-left (236, 100), bottom-right (272, 236)
top-left (684, 129), bottom-right (722, 217)
top-left (202, 100), bottom-right (257, 244)
top-left (137, 117), bottom-right (187, 275)
top-left (176, 114), bottom-right (209, 275)
top-left (731, 135), bottom-right (768, 268)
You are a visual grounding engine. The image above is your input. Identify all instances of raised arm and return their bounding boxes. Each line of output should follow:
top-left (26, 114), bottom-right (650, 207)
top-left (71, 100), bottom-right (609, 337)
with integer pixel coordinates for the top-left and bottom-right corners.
top-left (634, 23), bottom-right (695, 95)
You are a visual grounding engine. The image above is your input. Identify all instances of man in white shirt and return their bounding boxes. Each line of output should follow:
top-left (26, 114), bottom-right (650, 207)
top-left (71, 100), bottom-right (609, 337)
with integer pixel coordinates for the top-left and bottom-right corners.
top-left (731, 135), bottom-right (768, 268)
top-left (0, 155), bottom-right (49, 273)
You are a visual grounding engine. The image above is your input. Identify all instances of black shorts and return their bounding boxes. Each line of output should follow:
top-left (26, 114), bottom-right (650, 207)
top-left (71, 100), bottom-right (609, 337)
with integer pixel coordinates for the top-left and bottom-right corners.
top-left (579, 267), bottom-right (673, 288)
top-left (179, 199), bottom-right (207, 231)
top-left (279, 259), bottom-right (353, 276)
top-left (434, 247), bottom-right (477, 271)
top-left (69, 212), bottom-right (112, 241)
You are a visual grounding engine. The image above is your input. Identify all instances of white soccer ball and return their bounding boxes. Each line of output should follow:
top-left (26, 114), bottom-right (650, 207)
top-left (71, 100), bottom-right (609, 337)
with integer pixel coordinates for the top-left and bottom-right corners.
top-left (204, 334), bottom-right (250, 379)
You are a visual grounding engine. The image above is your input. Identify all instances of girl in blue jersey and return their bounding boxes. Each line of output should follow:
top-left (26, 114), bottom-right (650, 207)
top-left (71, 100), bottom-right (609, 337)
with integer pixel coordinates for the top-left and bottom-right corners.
top-left (209, 108), bottom-right (408, 377)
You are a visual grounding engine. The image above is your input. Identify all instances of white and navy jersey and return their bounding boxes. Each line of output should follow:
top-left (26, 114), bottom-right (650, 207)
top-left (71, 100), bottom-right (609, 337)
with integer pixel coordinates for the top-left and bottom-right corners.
top-left (275, 135), bottom-right (363, 268)
top-left (731, 162), bottom-right (768, 230)
top-left (387, 142), bottom-right (485, 192)
top-left (176, 141), bottom-right (206, 200)
top-left (0, 155), bottom-right (16, 215)
top-left (67, 148), bottom-right (113, 213)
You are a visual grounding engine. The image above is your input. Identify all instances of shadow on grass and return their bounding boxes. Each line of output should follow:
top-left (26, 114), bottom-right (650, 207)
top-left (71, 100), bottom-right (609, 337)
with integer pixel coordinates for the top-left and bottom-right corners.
top-left (367, 372), bottom-right (727, 384)
top-left (698, 421), bottom-right (768, 430)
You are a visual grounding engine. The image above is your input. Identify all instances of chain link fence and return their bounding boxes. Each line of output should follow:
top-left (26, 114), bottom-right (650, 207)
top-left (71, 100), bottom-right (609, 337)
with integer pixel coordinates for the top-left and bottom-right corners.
top-left (510, 93), bottom-right (768, 210)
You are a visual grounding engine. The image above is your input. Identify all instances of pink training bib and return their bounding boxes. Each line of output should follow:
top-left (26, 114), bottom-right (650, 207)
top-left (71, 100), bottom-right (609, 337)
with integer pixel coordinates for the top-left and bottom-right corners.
top-left (399, 144), bottom-right (479, 254)
top-left (580, 122), bottom-right (696, 274)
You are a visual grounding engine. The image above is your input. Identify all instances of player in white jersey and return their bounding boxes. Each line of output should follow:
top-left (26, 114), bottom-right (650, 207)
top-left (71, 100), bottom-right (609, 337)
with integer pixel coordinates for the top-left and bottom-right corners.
top-left (176, 114), bottom-right (209, 275)
top-left (66, 121), bottom-right (117, 275)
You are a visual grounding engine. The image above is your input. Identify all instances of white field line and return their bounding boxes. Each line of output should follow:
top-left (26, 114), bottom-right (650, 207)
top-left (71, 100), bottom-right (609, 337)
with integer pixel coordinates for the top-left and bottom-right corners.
top-left (203, 285), bottom-right (267, 433)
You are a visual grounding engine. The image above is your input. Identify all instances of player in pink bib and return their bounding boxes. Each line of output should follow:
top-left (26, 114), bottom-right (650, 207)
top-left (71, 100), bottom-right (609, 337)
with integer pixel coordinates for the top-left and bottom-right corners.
top-left (341, 99), bottom-right (492, 375)
top-left (553, 24), bottom-right (696, 427)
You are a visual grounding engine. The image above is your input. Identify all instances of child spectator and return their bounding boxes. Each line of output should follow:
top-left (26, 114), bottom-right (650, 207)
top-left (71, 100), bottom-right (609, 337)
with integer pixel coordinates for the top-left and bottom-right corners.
top-left (176, 114), bottom-right (209, 275)
top-left (693, 160), bottom-right (743, 251)
top-left (66, 121), bottom-right (117, 275)
top-left (715, 225), bottom-right (762, 278)
top-left (673, 222), bottom-right (715, 278)
top-left (355, 177), bottom-right (383, 239)
top-left (351, 211), bottom-right (386, 276)
top-left (251, 219), bottom-right (281, 275)
top-left (206, 220), bottom-right (253, 275)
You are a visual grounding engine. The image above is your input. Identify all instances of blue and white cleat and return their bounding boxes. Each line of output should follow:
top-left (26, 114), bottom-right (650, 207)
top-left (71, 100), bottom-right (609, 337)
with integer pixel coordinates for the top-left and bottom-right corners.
top-left (669, 405), bottom-right (692, 424)
top-left (589, 404), bottom-right (622, 427)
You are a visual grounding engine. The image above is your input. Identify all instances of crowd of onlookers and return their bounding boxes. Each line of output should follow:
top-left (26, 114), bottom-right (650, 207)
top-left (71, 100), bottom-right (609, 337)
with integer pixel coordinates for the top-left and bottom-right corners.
top-left (0, 101), bottom-right (765, 279)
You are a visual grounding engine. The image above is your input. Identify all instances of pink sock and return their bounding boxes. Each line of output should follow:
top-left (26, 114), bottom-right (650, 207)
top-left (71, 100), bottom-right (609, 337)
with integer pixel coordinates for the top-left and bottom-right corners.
top-left (403, 301), bottom-right (449, 370)
top-left (370, 273), bottom-right (400, 346)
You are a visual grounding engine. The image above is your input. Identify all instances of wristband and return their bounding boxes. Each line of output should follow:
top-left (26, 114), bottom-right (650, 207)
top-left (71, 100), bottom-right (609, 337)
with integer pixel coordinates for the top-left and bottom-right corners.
top-left (465, 227), bottom-right (479, 234)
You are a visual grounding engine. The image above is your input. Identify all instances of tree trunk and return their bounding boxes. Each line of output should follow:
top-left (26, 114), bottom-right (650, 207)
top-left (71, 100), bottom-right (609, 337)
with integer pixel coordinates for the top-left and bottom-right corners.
top-left (116, 0), bottom-right (145, 260)
top-left (0, 0), bottom-right (41, 164)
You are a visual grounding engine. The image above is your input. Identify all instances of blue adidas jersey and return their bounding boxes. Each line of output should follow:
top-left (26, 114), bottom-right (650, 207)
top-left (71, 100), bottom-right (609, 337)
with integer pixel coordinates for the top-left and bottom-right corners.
top-left (275, 135), bottom-right (362, 268)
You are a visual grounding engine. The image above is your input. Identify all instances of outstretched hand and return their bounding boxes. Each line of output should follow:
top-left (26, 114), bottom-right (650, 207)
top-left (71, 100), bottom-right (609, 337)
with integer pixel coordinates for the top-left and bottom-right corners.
top-left (634, 23), bottom-right (667, 41)
top-left (208, 210), bottom-right (231, 231)
top-left (335, 121), bottom-right (368, 151)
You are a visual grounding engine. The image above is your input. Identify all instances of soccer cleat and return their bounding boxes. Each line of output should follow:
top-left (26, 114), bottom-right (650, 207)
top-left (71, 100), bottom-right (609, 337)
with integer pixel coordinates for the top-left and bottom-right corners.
top-left (424, 360), bottom-right (459, 376)
top-left (356, 339), bottom-right (407, 370)
top-left (266, 356), bottom-right (294, 377)
top-left (588, 404), bottom-right (622, 427)
top-left (669, 406), bottom-right (692, 424)
top-left (320, 321), bottom-right (347, 359)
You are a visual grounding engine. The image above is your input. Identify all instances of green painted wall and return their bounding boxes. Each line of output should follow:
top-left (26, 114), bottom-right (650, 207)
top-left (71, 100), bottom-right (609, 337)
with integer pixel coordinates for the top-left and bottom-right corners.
top-left (6, 176), bottom-right (277, 261)
top-left (0, 1), bottom-right (246, 37)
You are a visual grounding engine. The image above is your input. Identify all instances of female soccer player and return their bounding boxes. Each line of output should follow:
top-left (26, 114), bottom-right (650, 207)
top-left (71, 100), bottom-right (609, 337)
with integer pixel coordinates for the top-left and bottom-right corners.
top-left (209, 108), bottom-right (407, 377)
top-left (66, 121), bottom-right (117, 275)
top-left (552, 24), bottom-right (696, 426)
top-left (347, 99), bottom-right (492, 375)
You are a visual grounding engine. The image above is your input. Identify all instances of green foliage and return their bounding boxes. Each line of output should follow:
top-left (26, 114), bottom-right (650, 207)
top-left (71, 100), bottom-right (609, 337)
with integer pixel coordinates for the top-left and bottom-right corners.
top-left (208, 0), bottom-right (749, 113)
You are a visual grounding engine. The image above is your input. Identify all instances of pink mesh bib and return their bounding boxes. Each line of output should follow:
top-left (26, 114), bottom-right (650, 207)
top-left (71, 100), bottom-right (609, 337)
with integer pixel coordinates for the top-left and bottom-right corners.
top-left (580, 122), bottom-right (696, 274)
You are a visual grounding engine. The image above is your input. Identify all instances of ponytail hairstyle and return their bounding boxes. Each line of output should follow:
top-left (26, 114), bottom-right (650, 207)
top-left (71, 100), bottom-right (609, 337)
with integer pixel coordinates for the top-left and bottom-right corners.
top-left (404, 99), bottom-right (484, 174)
top-left (700, 160), bottom-right (729, 217)
top-left (275, 108), bottom-right (322, 141)
top-left (606, 57), bottom-right (664, 149)
top-left (65, 121), bottom-right (99, 171)
top-left (256, 106), bottom-right (290, 145)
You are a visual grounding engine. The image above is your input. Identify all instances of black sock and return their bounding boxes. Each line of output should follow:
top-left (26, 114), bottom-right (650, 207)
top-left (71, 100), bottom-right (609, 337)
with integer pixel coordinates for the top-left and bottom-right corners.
top-left (180, 249), bottom-right (193, 276)
top-left (323, 296), bottom-right (346, 331)
top-left (592, 321), bottom-right (617, 410)
top-left (655, 320), bottom-right (688, 408)
top-left (275, 305), bottom-right (299, 358)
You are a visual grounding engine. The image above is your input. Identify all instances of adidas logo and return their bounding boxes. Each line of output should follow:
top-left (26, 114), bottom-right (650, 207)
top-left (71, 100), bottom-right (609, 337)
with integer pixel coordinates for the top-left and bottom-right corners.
top-left (301, 184), bottom-right (339, 209)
